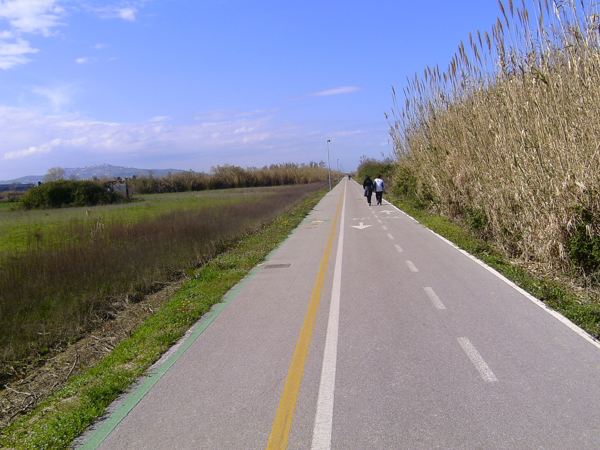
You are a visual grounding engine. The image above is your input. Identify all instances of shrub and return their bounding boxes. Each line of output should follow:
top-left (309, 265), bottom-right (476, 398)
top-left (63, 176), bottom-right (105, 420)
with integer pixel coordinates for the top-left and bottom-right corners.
top-left (568, 207), bottom-right (600, 275)
top-left (356, 156), bottom-right (394, 182)
top-left (21, 181), bottom-right (121, 209)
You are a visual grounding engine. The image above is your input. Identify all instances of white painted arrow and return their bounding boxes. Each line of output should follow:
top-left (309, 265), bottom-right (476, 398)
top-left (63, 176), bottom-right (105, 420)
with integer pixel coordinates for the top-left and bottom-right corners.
top-left (380, 210), bottom-right (394, 215)
top-left (351, 222), bottom-right (372, 230)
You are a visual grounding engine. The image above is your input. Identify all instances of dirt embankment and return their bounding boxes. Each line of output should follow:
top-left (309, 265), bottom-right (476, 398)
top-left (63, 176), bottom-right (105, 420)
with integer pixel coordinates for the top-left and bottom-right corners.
top-left (0, 280), bottom-right (183, 430)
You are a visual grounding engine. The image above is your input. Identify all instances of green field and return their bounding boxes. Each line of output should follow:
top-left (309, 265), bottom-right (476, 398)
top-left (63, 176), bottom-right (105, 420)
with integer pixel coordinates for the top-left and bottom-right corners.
top-left (0, 184), bottom-right (324, 364)
top-left (0, 187), bottom-right (288, 254)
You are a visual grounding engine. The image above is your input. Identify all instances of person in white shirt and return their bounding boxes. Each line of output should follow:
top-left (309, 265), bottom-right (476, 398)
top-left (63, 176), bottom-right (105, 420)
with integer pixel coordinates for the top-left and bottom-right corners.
top-left (373, 174), bottom-right (385, 205)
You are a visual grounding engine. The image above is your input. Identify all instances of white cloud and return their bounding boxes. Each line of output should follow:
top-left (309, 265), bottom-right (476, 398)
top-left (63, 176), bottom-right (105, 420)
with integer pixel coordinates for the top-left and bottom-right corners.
top-left (234, 126), bottom-right (255, 134)
top-left (75, 56), bottom-right (97, 64)
top-left (0, 0), bottom-right (64, 69)
top-left (93, 43), bottom-right (107, 49)
top-left (308, 86), bottom-right (362, 97)
top-left (117, 7), bottom-right (136, 21)
top-left (194, 109), bottom-right (277, 121)
top-left (332, 130), bottom-right (365, 138)
top-left (31, 85), bottom-right (74, 112)
top-left (0, 109), bottom-right (290, 170)
top-left (0, 106), bottom-right (384, 180)
top-left (4, 138), bottom-right (61, 159)
top-left (0, 37), bottom-right (38, 69)
top-left (94, 5), bottom-right (137, 21)
top-left (0, 0), bottom-right (64, 35)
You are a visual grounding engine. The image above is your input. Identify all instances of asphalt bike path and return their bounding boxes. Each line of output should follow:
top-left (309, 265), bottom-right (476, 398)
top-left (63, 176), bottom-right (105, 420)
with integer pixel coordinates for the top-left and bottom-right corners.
top-left (78, 178), bottom-right (600, 449)
top-left (334, 180), bottom-right (600, 449)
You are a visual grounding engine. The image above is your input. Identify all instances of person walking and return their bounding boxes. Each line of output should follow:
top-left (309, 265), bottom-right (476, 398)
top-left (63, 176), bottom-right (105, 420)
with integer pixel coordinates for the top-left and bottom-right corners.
top-left (374, 174), bottom-right (385, 205)
top-left (363, 175), bottom-right (374, 206)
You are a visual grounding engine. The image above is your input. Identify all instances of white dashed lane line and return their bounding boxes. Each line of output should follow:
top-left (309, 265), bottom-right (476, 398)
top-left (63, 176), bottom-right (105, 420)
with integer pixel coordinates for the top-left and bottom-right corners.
top-left (406, 261), bottom-right (419, 272)
top-left (457, 337), bottom-right (498, 382)
top-left (358, 184), bottom-right (510, 387)
top-left (379, 193), bottom-right (600, 350)
top-left (424, 287), bottom-right (446, 310)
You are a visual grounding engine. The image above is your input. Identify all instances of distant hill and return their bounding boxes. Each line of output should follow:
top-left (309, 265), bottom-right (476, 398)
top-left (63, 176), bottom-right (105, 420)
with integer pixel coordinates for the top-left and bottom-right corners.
top-left (0, 164), bottom-right (186, 184)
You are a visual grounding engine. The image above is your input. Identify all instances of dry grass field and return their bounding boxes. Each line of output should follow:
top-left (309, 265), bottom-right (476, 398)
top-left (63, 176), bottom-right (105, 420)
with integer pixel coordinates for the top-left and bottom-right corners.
top-left (0, 184), bottom-right (323, 375)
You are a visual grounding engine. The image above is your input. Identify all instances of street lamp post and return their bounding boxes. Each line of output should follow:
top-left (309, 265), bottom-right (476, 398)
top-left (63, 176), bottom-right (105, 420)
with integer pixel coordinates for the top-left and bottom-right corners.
top-left (337, 158), bottom-right (339, 181)
top-left (327, 140), bottom-right (331, 190)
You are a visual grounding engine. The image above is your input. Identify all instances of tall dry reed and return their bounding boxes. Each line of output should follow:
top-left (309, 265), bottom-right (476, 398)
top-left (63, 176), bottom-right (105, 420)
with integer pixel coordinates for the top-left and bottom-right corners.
top-left (390, 0), bottom-right (600, 281)
top-left (129, 163), bottom-right (331, 194)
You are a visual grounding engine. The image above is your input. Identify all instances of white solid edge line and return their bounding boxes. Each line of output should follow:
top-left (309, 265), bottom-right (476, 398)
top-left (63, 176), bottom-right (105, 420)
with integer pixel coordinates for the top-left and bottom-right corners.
top-left (311, 182), bottom-right (346, 450)
top-left (383, 201), bottom-right (600, 351)
top-left (424, 287), bottom-right (446, 310)
top-left (458, 337), bottom-right (498, 382)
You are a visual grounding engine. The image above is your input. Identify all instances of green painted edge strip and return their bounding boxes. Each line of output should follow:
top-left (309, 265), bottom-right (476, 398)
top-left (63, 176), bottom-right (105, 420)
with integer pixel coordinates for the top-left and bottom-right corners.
top-left (78, 265), bottom-right (262, 449)
top-left (78, 211), bottom-right (307, 449)
top-left (301, 219), bottom-right (331, 224)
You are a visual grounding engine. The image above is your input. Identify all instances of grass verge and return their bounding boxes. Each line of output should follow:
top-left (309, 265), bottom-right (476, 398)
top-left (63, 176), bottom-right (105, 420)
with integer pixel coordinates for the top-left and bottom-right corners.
top-left (0, 186), bottom-right (327, 450)
top-left (389, 196), bottom-right (600, 340)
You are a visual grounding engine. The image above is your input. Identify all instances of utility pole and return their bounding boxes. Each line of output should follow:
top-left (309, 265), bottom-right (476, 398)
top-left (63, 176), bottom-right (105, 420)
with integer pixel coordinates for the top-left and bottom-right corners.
top-left (327, 139), bottom-right (331, 190)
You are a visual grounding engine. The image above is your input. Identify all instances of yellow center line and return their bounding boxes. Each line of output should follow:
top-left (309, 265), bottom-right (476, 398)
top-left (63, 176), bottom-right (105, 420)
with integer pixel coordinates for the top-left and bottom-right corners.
top-left (266, 188), bottom-right (345, 450)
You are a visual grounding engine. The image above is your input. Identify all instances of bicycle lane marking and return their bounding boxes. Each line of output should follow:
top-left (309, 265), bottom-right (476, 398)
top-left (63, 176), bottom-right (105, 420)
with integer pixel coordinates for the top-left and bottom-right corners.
top-left (265, 186), bottom-right (345, 450)
top-left (310, 182), bottom-right (346, 450)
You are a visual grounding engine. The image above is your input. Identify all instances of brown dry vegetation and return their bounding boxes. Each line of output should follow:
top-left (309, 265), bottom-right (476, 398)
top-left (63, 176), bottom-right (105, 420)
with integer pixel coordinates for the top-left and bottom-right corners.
top-left (0, 280), bottom-right (182, 429)
top-left (389, 0), bottom-right (600, 286)
top-left (0, 192), bottom-right (24, 204)
top-left (129, 163), bottom-right (332, 194)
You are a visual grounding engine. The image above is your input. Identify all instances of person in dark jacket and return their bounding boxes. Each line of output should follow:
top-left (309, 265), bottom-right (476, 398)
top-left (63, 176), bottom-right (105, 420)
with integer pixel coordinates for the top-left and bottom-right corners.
top-left (363, 175), bottom-right (373, 206)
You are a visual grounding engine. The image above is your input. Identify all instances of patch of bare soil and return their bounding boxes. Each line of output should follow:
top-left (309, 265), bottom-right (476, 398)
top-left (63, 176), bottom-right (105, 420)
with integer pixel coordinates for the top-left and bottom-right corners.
top-left (0, 280), bottom-right (184, 430)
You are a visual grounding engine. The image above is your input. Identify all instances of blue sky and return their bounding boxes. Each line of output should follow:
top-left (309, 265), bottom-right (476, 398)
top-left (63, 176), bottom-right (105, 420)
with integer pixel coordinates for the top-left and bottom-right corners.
top-left (0, 0), bottom-right (505, 180)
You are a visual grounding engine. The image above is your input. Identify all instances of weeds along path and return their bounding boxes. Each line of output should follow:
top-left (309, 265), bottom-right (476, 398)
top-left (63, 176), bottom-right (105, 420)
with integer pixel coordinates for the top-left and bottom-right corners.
top-left (0, 184), bottom-right (323, 383)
